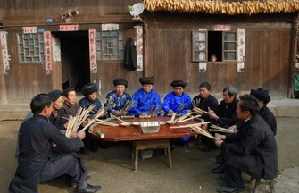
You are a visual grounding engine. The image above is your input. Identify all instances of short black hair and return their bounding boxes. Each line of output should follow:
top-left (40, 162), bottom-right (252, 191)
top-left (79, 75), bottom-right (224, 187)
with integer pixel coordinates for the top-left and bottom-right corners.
top-left (239, 94), bottom-right (260, 116)
top-left (30, 94), bottom-right (52, 114)
top-left (223, 87), bottom-right (238, 97)
top-left (199, 82), bottom-right (211, 90)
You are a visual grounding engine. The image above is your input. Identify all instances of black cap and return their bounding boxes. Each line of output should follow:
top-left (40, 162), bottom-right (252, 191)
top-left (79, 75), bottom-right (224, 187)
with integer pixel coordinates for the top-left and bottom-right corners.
top-left (82, 83), bottom-right (98, 96)
top-left (250, 88), bottom-right (271, 104)
top-left (113, 78), bottom-right (128, 88)
top-left (139, 76), bottom-right (154, 85)
top-left (170, 80), bottom-right (187, 88)
top-left (48, 90), bottom-right (63, 102)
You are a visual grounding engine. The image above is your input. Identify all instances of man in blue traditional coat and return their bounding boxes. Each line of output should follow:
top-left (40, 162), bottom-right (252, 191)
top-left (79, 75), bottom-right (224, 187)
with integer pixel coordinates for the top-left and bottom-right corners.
top-left (105, 78), bottom-right (132, 116)
top-left (129, 76), bottom-right (161, 116)
top-left (9, 94), bottom-right (101, 193)
top-left (162, 80), bottom-right (192, 115)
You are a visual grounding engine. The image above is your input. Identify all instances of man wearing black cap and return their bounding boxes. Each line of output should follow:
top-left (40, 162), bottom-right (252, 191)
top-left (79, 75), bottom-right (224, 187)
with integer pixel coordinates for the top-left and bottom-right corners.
top-left (79, 83), bottom-right (102, 118)
top-left (162, 80), bottom-right (192, 115)
top-left (105, 78), bottom-right (132, 116)
top-left (9, 94), bottom-right (101, 193)
top-left (129, 77), bottom-right (162, 116)
top-left (250, 88), bottom-right (277, 135)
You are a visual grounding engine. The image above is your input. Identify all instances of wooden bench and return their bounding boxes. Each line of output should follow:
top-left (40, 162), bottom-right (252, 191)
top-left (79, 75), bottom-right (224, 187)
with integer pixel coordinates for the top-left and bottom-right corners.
top-left (132, 139), bottom-right (172, 172)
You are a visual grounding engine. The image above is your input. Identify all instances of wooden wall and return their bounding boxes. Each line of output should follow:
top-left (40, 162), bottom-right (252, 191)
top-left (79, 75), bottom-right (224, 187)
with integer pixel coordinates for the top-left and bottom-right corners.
top-left (0, 1), bottom-right (295, 103)
top-left (144, 13), bottom-right (293, 99)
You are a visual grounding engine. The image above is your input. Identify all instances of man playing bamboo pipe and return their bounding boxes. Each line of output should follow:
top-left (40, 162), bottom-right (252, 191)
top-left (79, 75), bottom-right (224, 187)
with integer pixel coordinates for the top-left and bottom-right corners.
top-left (105, 78), bottom-right (132, 116)
top-left (213, 95), bottom-right (277, 193)
top-left (79, 83), bottom-right (102, 118)
top-left (129, 76), bottom-right (162, 116)
top-left (162, 80), bottom-right (192, 115)
top-left (193, 81), bottom-right (219, 150)
top-left (208, 87), bottom-right (238, 128)
top-left (163, 80), bottom-right (192, 144)
top-left (9, 94), bottom-right (101, 193)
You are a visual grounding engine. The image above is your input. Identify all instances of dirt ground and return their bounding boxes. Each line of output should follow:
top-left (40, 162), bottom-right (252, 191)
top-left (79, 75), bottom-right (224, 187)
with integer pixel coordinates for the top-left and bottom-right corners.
top-left (0, 117), bottom-right (298, 193)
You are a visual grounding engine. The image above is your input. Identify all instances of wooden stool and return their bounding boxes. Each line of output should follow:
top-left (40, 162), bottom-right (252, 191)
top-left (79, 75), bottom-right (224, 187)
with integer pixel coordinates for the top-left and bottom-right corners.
top-left (132, 139), bottom-right (172, 172)
top-left (251, 178), bottom-right (275, 193)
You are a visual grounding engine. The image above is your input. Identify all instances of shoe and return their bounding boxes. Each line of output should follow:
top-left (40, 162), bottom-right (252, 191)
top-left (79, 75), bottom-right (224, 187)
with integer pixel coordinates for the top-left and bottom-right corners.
top-left (212, 165), bottom-right (225, 174)
top-left (76, 184), bottom-right (101, 193)
top-left (216, 186), bottom-right (243, 193)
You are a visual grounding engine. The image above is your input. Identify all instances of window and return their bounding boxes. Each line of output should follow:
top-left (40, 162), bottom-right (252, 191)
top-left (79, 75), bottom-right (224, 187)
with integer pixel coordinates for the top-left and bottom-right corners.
top-left (192, 30), bottom-right (237, 62)
top-left (17, 33), bottom-right (45, 63)
top-left (96, 30), bottom-right (124, 61)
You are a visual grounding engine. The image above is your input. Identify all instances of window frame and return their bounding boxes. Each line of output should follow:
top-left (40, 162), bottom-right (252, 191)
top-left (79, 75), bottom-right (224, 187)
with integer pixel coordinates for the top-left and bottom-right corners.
top-left (96, 30), bottom-right (124, 61)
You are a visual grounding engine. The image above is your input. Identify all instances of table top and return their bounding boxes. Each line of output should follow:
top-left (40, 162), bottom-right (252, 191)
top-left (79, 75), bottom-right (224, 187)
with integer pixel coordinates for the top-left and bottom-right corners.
top-left (91, 116), bottom-right (199, 141)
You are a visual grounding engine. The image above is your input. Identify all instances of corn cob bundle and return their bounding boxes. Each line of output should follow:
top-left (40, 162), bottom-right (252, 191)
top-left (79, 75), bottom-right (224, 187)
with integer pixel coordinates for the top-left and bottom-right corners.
top-left (177, 114), bottom-right (202, 122)
top-left (95, 120), bottom-right (119, 127)
top-left (144, 0), bottom-right (299, 15)
top-left (170, 121), bottom-right (209, 129)
top-left (190, 125), bottom-right (214, 139)
top-left (177, 112), bottom-right (192, 122)
top-left (104, 97), bottom-right (115, 112)
top-left (120, 100), bottom-right (136, 113)
top-left (209, 124), bottom-right (234, 133)
top-left (65, 105), bottom-right (95, 137)
top-left (81, 108), bottom-right (106, 131)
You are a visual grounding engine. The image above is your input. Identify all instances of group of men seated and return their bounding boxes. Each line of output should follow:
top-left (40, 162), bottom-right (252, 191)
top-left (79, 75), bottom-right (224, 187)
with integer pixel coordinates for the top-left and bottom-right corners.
top-left (9, 76), bottom-right (278, 193)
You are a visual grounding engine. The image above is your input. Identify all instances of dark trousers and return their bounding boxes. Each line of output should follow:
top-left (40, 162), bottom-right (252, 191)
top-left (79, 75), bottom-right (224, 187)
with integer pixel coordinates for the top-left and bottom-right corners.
top-left (9, 154), bottom-right (87, 193)
top-left (225, 164), bottom-right (244, 188)
top-left (40, 154), bottom-right (87, 184)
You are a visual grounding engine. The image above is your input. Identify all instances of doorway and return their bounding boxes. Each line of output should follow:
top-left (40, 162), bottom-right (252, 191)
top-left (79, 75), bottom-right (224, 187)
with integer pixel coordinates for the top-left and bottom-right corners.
top-left (53, 31), bottom-right (90, 93)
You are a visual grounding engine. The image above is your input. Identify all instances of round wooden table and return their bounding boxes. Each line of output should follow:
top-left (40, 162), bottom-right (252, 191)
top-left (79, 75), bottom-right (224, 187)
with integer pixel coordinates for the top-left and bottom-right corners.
top-left (91, 116), bottom-right (199, 171)
top-left (91, 116), bottom-right (198, 141)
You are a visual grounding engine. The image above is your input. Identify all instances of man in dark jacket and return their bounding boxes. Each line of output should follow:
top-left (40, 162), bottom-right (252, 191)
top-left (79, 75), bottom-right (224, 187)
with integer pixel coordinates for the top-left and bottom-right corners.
top-left (250, 88), bottom-right (277, 135)
top-left (193, 82), bottom-right (219, 150)
top-left (214, 95), bottom-right (278, 193)
top-left (9, 94), bottom-right (101, 193)
top-left (208, 87), bottom-right (238, 128)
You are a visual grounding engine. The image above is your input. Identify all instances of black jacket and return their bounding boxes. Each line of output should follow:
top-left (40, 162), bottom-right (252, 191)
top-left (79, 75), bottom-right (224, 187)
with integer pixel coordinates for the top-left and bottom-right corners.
top-left (124, 37), bottom-right (137, 70)
top-left (9, 114), bottom-right (84, 193)
top-left (260, 105), bottom-right (277, 136)
top-left (221, 115), bottom-right (278, 180)
top-left (217, 98), bottom-right (238, 127)
top-left (193, 95), bottom-right (219, 120)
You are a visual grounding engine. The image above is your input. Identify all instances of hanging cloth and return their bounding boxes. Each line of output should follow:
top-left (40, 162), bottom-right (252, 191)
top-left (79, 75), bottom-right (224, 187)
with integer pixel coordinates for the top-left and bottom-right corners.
top-left (124, 37), bottom-right (137, 71)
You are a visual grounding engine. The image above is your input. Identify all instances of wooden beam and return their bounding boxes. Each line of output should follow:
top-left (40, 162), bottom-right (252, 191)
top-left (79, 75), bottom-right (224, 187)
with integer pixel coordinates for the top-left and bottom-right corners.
top-left (288, 13), bottom-right (299, 98)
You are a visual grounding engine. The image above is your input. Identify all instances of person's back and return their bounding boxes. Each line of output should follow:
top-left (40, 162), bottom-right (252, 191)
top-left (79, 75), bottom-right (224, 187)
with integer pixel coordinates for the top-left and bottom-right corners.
top-left (260, 105), bottom-right (277, 136)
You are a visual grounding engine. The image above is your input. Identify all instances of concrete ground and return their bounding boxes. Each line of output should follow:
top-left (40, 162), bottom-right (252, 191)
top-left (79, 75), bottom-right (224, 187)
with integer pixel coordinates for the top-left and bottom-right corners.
top-left (1, 117), bottom-right (299, 193)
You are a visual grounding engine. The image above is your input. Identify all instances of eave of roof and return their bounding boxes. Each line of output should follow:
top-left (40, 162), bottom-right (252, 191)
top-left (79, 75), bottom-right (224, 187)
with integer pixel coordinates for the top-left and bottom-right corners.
top-left (144, 0), bottom-right (299, 15)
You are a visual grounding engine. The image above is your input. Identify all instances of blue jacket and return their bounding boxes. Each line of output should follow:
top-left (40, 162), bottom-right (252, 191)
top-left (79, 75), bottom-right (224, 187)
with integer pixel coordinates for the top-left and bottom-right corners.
top-left (104, 90), bottom-right (132, 113)
top-left (79, 97), bottom-right (102, 118)
top-left (162, 92), bottom-right (192, 114)
top-left (129, 88), bottom-right (161, 115)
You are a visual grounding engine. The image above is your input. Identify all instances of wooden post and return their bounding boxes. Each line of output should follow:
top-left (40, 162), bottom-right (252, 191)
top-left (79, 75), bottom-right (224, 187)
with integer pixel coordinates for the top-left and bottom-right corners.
top-left (0, 30), bottom-right (8, 104)
top-left (288, 13), bottom-right (299, 98)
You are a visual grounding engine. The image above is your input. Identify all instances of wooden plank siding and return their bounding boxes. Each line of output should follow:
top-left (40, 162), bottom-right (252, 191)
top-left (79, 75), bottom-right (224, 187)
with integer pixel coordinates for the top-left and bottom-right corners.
top-left (0, 1), bottom-right (296, 103)
top-left (146, 22), bottom-right (292, 98)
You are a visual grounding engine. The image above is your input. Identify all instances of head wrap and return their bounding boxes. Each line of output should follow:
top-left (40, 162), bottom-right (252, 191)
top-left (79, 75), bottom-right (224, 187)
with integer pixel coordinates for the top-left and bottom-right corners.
top-left (82, 83), bottom-right (97, 96)
top-left (63, 88), bottom-right (76, 97)
top-left (139, 76), bottom-right (155, 85)
top-left (250, 88), bottom-right (271, 104)
top-left (113, 79), bottom-right (128, 88)
top-left (48, 90), bottom-right (63, 102)
top-left (170, 80), bottom-right (187, 88)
